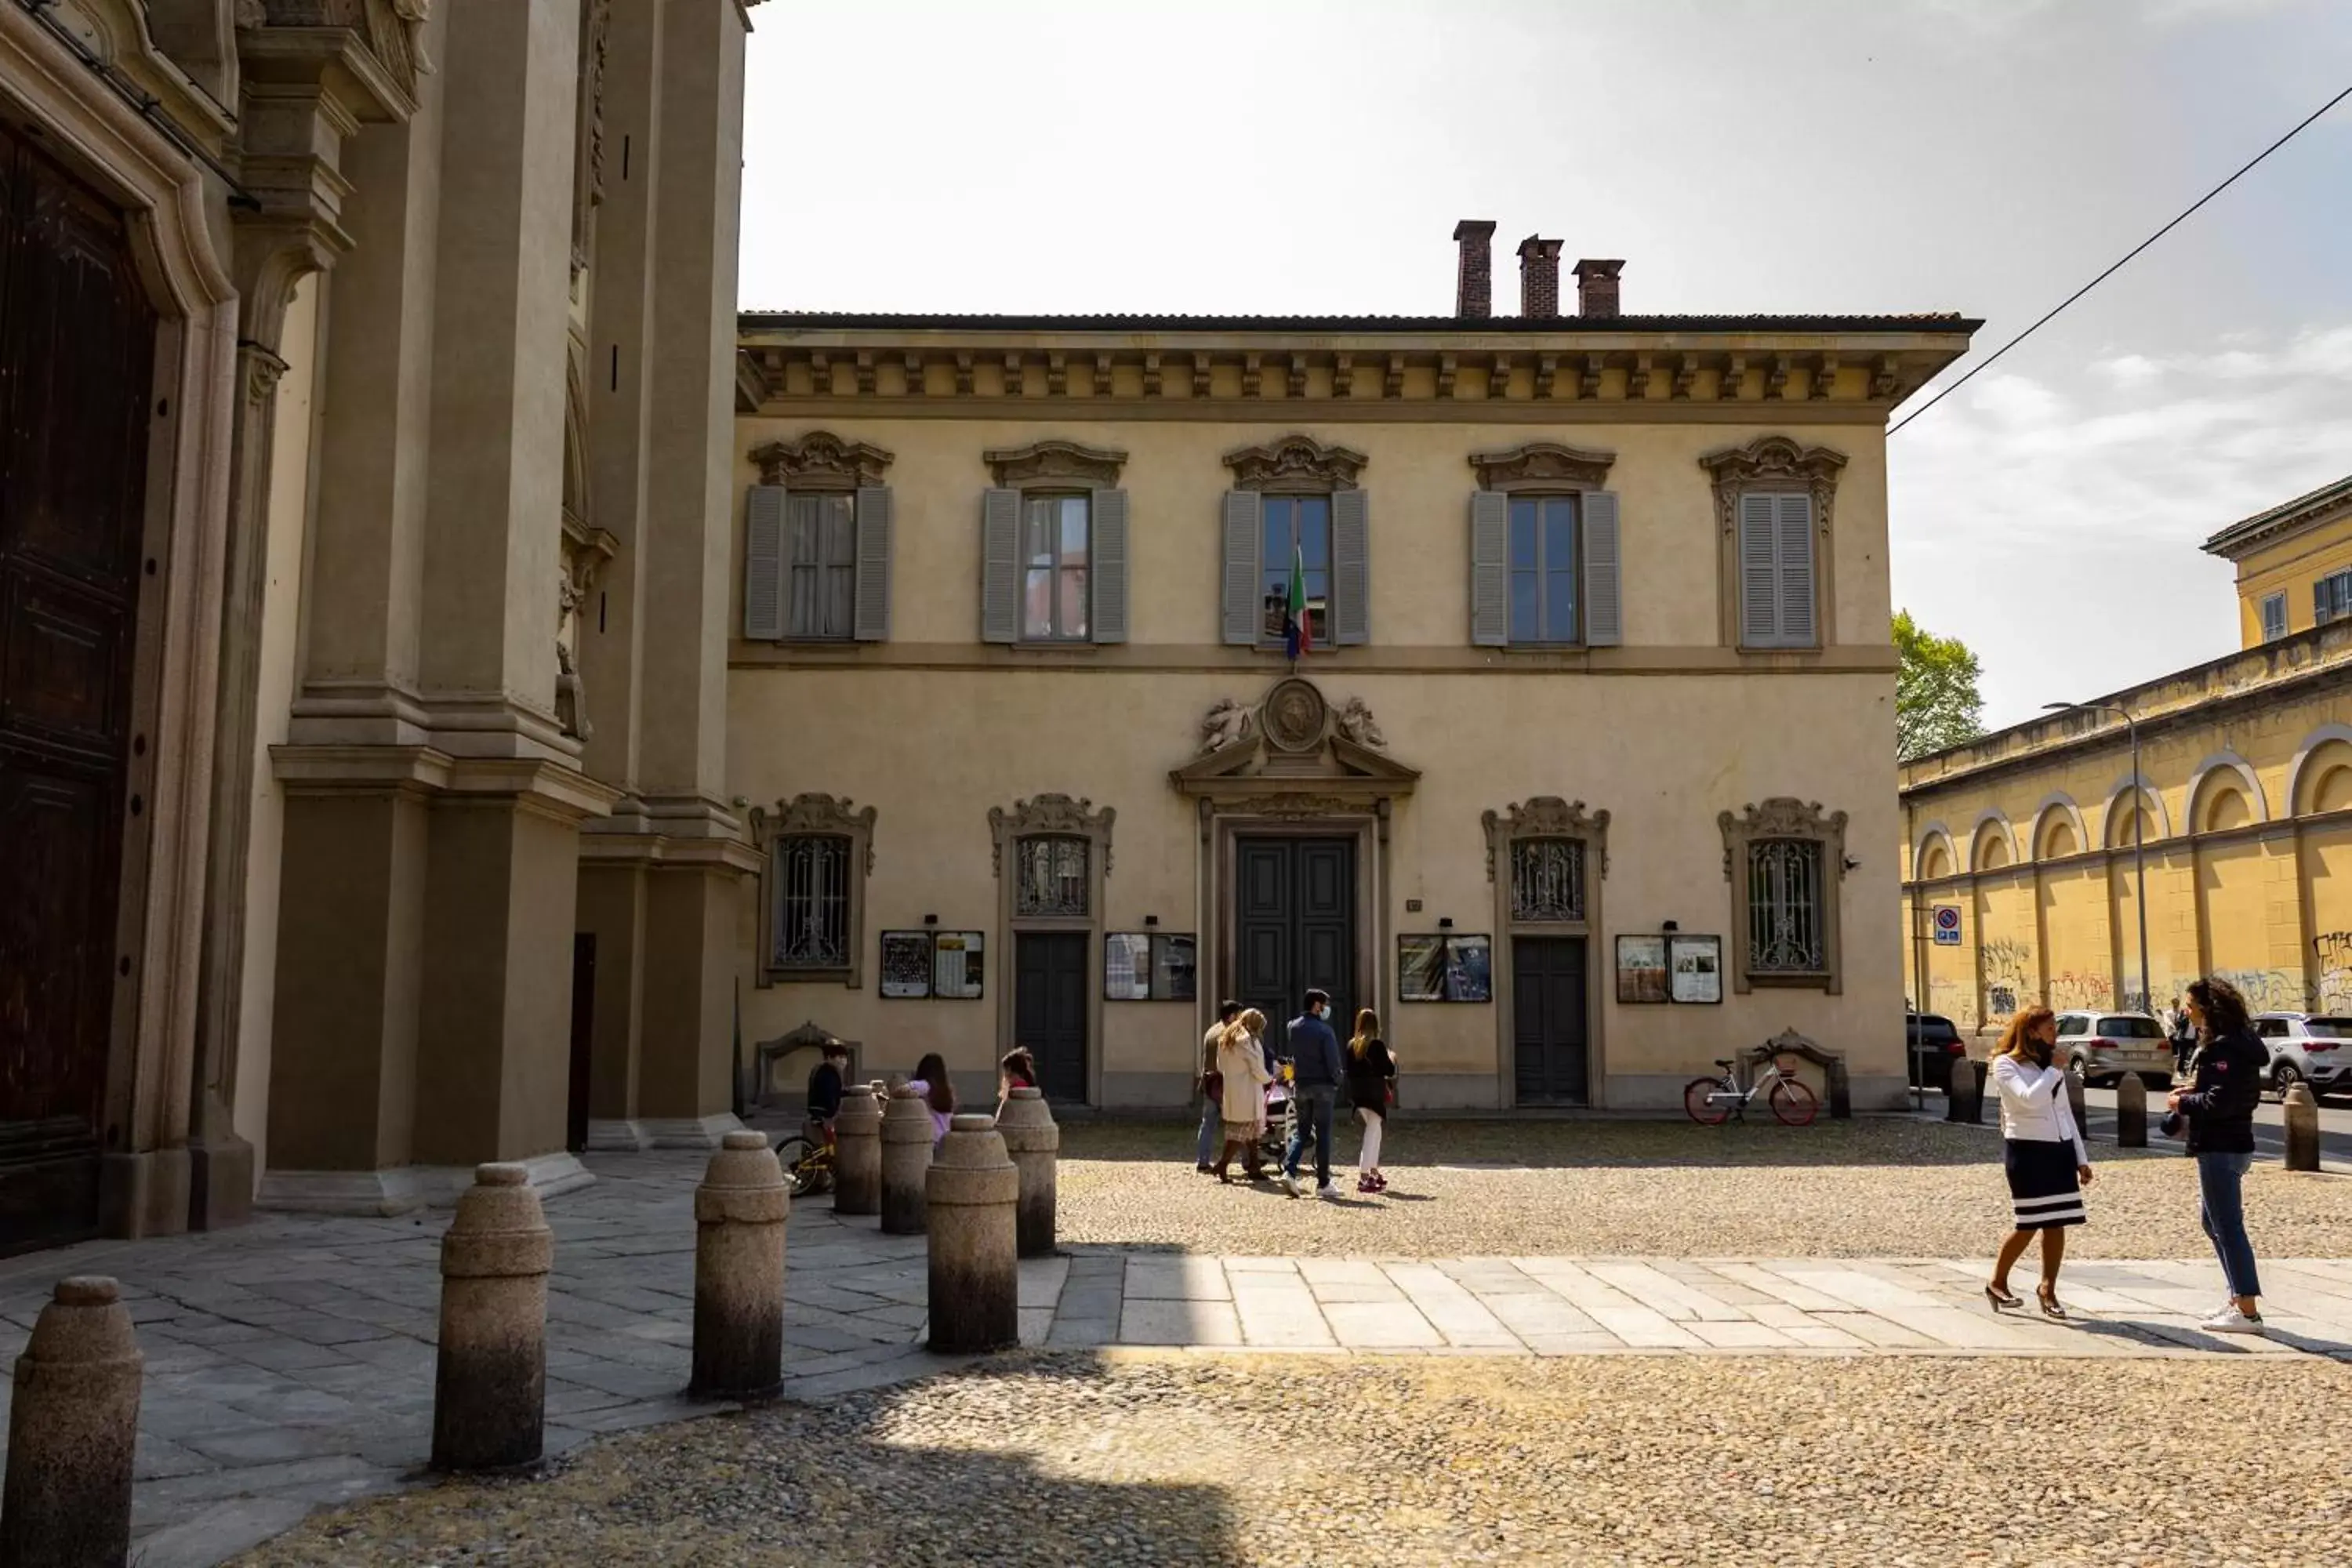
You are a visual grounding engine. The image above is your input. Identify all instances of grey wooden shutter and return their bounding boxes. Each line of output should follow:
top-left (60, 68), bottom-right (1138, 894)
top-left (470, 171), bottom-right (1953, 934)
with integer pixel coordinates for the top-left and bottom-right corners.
top-left (1469, 490), bottom-right (1508, 647)
top-left (1330, 488), bottom-right (1370, 645)
top-left (1091, 488), bottom-right (1129, 644)
top-left (1737, 492), bottom-right (1780, 647)
top-left (981, 488), bottom-right (1021, 644)
top-left (1582, 490), bottom-right (1621, 646)
top-left (744, 485), bottom-right (787, 640)
top-left (1776, 494), bottom-right (1817, 646)
top-left (853, 485), bottom-right (892, 641)
top-left (1221, 490), bottom-right (1262, 645)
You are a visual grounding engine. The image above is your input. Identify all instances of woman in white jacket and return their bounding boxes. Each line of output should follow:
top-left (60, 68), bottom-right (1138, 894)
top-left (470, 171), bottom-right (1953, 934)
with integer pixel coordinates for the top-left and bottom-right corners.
top-left (1984, 1004), bottom-right (2093, 1319)
top-left (1210, 1010), bottom-right (1275, 1182)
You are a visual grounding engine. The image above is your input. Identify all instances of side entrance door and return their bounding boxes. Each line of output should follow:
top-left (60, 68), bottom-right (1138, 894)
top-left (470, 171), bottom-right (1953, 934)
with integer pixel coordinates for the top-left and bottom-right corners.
top-left (0, 126), bottom-right (157, 1256)
top-left (1512, 936), bottom-right (1589, 1105)
top-left (1014, 932), bottom-right (1088, 1102)
top-left (1234, 837), bottom-right (1356, 1060)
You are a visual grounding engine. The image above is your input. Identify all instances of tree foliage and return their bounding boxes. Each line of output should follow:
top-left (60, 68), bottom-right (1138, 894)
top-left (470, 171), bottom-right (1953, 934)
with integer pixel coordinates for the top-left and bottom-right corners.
top-left (1894, 609), bottom-right (1985, 760)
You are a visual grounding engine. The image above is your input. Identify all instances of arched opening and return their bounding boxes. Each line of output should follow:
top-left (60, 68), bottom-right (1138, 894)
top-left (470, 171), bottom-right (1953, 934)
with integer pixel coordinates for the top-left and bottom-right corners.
top-left (2294, 736), bottom-right (2352, 815)
top-left (2106, 797), bottom-right (2159, 851)
top-left (2038, 815), bottom-right (2079, 860)
top-left (1973, 824), bottom-right (2012, 871)
top-left (2201, 786), bottom-right (2251, 834)
top-left (2315, 763), bottom-right (2352, 816)
top-left (1919, 842), bottom-right (1952, 881)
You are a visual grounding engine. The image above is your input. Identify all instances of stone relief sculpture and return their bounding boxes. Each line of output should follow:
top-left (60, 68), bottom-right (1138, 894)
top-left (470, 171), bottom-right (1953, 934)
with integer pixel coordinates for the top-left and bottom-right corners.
top-left (1335, 697), bottom-right (1386, 750)
top-left (1199, 698), bottom-right (1255, 753)
top-left (555, 569), bottom-right (591, 742)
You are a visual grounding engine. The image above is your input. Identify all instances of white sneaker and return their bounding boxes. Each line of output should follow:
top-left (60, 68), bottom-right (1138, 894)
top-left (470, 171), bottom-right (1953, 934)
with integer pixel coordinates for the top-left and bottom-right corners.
top-left (1316, 1183), bottom-right (1341, 1200)
top-left (2201, 1307), bottom-right (2264, 1334)
top-left (1279, 1173), bottom-right (1301, 1198)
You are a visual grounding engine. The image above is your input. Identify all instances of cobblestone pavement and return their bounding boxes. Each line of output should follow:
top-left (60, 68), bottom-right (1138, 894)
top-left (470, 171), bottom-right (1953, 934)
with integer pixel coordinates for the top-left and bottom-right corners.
top-left (2, 1127), bottom-right (2347, 1564)
top-left (239, 1354), bottom-right (2352, 1566)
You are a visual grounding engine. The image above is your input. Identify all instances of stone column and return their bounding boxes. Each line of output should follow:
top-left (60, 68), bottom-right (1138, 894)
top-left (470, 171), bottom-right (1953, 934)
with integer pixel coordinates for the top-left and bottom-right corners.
top-left (926, 1116), bottom-right (1020, 1355)
top-left (996, 1087), bottom-right (1059, 1258)
top-left (880, 1093), bottom-right (933, 1235)
top-left (0, 1279), bottom-right (141, 1568)
top-left (432, 1164), bottom-right (552, 1472)
top-left (833, 1084), bottom-right (882, 1216)
top-left (690, 1131), bottom-right (788, 1399)
top-left (2115, 1073), bottom-right (2147, 1148)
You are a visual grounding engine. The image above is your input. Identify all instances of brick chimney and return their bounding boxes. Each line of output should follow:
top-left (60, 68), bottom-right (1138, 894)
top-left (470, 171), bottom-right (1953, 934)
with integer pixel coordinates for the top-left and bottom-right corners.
top-left (1453, 220), bottom-right (1497, 318)
top-left (1517, 235), bottom-right (1563, 318)
top-left (1573, 258), bottom-right (1624, 319)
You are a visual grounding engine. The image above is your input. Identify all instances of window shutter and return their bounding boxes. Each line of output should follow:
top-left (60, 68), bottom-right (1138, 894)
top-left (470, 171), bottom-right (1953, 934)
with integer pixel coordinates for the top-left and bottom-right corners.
top-left (1469, 491), bottom-right (1508, 647)
top-left (744, 485), bottom-right (787, 640)
top-left (1737, 493), bottom-right (1779, 647)
top-left (1582, 490), bottom-right (1621, 647)
top-left (853, 485), bottom-right (892, 641)
top-left (1330, 488), bottom-right (1370, 645)
top-left (981, 488), bottom-right (1021, 644)
top-left (1091, 488), bottom-right (1130, 644)
top-left (1776, 494), bottom-right (1817, 646)
top-left (1221, 490), bottom-right (1262, 645)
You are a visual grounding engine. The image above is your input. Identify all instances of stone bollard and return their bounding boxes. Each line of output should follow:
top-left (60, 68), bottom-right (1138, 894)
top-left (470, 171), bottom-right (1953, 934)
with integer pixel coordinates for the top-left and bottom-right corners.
top-left (995, 1086), bottom-right (1060, 1258)
top-left (432, 1163), bottom-right (553, 1472)
top-left (880, 1089), bottom-right (935, 1235)
top-left (2116, 1072), bottom-right (2148, 1149)
top-left (2065, 1063), bottom-right (2087, 1135)
top-left (2284, 1081), bottom-right (2321, 1172)
top-left (0, 1277), bottom-right (140, 1568)
top-left (926, 1114), bottom-right (1020, 1354)
top-left (1967, 1059), bottom-right (1987, 1123)
top-left (833, 1083), bottom-right (883, 1216)
top-left (1944, 1054), bottom-right (1970, 1123)
top-left (691, 1131), bottom-right (789, 1399)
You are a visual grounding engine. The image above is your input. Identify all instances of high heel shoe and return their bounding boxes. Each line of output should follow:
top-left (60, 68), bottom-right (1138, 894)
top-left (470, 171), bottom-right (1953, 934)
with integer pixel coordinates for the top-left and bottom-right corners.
top-left (2035, 1283), bottom-right (2067, 1320)
top-left (1984, 1282), bottom-right (2021, 1311)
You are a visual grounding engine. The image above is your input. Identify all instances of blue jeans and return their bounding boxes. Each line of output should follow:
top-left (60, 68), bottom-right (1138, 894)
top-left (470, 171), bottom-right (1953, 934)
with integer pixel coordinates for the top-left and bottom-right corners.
top-left (1194, 1092), bottom-right (1221, 1167)
top-left (2197, 1150), bottom-right (2262, 1300)
top-left (1284, 1084), bottom-right (1336, 1187)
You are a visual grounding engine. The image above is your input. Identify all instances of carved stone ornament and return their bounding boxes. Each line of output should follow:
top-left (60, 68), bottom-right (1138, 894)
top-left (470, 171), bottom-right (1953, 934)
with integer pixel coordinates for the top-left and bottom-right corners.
top-left (988, 795), bottom-right (1114, 877)
top-left (750, 430), bottom-right (894, 489)
top-left (1698, 435), bottom-right (1847, 539)
top-left (1221, 793), bottom-right (1359, 820)
top-left (750, 794), bottom-right (879, 872)
top-left (1718, 798), bottom-right (1849, 880)
top-left (1468, 441), bottom-right (1617, 492)
top-left (1198, 698), bottom-right (1258, 754)
top-left (1334, 697), bottom-right (1385, 750)
top-left (1259, 677), bottom-right (1328, 753)
top-left (1483, 798), bottom-right (1611, 881)
top-left (984, 438), bottom-right (1128, 489)
top-left (1222, 434), bottom-right (1368, 492)
top-left (250, 2), bottom-right (435, 96)
top-left (571, 0), bottom-right (612, 276)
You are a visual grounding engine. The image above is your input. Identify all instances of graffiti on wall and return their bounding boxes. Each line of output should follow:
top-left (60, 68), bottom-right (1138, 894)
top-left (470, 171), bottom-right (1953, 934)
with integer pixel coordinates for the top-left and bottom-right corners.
top-left (2318, 932), bottom-right (2352, 1012)
top-left (1981, 938), bottom-right (2034, 1021)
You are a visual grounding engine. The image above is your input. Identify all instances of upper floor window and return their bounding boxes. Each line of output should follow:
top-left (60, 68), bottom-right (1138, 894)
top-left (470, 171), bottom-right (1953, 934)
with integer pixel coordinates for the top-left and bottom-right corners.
top-left (1221, 435), bottom-right (1369, 650)
top-left (1467, 445), bottom-right (1621, 650)
top-left (2262, 591), bottom-right (2288, 642)
top-left (788, 493), bottom-right (857, 640)
top-left (1508, 497), bottom-right (1581, 645)
top-left (1022, 494), bottom-right (1091, 641)
top-left (2316, 569), bottom-right (2352, 627)
top-left (1699, 436), bottom-right (1846, 653)
top-left (1259, 495), bottom-right (1330, 648)
top-left (743, 432), bottom-right (895, 644)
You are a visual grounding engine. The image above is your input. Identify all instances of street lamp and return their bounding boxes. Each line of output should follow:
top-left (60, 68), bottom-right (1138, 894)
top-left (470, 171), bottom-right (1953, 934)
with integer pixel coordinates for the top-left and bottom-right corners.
top-left (2045, 699), bottom-right (2151, 1014)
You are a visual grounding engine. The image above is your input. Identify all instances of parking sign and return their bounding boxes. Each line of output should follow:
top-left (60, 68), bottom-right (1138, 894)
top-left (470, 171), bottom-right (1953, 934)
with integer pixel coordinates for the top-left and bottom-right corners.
top-left (1931, 905), bottom-right (1962, 946)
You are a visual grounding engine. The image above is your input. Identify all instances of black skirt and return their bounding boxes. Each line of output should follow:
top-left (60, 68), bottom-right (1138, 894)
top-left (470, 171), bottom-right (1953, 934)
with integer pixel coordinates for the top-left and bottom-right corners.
top-left (2004, 1138), bottom-right (2085, 1230)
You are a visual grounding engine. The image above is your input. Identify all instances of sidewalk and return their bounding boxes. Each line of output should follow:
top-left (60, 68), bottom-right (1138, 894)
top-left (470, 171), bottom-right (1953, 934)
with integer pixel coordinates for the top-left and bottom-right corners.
top-left (3, 1151), bottom-right (2348, 1566)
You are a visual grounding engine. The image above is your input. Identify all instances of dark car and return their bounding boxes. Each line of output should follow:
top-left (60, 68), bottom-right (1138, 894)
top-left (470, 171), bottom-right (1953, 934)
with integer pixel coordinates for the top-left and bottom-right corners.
top-left (1907, 1012), bottom-right (1967, 1093)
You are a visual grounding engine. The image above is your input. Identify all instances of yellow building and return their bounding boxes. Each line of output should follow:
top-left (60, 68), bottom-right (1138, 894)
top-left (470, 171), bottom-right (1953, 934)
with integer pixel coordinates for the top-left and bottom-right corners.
top-left (723, 227), bottom-right (1975, 1112)
top-left (1899, 474), bottom-right (2352, 1036)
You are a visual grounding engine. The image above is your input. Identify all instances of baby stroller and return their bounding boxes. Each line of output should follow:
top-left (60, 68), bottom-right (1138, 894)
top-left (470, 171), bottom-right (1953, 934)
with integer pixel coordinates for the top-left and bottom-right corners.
top-left (1251, 1058), bottom-right (1298, 1174)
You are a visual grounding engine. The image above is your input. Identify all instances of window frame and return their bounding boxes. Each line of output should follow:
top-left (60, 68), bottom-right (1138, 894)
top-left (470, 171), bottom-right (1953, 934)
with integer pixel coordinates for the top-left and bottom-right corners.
top-left (1018, 490), bottom-right (1093, 644)
top-left (2316, 569), bottom-right (2352, 627)
top-left (1505, 493), bottom-right (1583, 647)
top-left (751, 793), bottom-right (877, 989)
top-left (2260, 590), bottom-right (2288, 642)
top-left (785, 490), bottom-right (858, 641)
top-left (1255, 492), bottom-right (1334, 652)
top-left (1718, 798), bottom-right (1847, 994)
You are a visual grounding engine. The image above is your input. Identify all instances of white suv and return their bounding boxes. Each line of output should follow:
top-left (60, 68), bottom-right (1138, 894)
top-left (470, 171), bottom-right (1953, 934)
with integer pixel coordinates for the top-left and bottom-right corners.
top-left (2053, 1011), bottom-right (2174, 1089)
top-left (2250, 1012), bottom-right (2351, 1098)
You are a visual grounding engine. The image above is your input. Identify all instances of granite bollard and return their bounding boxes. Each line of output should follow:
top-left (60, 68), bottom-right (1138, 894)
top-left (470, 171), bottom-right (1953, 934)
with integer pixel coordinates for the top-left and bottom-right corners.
top-left (0, 1277), bottom-right (140, 1568)
top-left (995, 1085), bottom-right (1060, 1258)
top-left (691, 1131), bottom-right (789, 1399)
top-left (1967, 1058), bottom-right (1987, 1123)
top-left (833, 1083), bottom-right (883, 1215)
top-left (880, 1088), bottom-right (935, 1235)
top-left (2115, 1071), bottom-right (2148, 1148)
top-left (2284, 1081), bottom-right (2321, 1172)
top-left (926, 1113), bottom-right (1021, 1354)
top-left (1943, 1053), bottom-right (1971, 1122)
top-left (432, 1163), bottom-right (553, 1472)
top-left (2064, 1062), bottom-right (2087, 1136)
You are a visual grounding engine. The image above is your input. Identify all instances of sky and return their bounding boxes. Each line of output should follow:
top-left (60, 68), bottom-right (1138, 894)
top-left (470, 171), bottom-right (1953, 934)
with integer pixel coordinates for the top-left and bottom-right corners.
top-left (738, 0), bottom-right (2352, 731)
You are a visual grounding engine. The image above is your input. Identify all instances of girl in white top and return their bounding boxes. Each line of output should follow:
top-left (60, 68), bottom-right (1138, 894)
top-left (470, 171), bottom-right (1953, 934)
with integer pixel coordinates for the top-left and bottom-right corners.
top-left (1984, 1004), bottom-right (2093, 1319)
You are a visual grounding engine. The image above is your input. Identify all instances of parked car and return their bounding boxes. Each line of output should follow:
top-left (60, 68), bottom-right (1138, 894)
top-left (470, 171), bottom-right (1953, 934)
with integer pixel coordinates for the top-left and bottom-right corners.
top-left (2252, 1012), bottom-right (2352, 1098)
top-left (1905, 1012), bottom-right (1968, 1092)
top-left (2053, 1011), bottom-right (2173, 1089)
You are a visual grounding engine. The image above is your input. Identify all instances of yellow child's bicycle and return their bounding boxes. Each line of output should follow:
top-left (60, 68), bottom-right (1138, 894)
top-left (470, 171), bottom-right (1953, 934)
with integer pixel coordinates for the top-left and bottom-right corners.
top-left (770, 1123), bottom-right (835, 1197)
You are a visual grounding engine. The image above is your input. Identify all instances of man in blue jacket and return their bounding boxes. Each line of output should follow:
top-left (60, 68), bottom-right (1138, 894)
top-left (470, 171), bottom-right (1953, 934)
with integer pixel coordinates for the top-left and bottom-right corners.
top-left (1281, 989), bottom-right (1345, 1200)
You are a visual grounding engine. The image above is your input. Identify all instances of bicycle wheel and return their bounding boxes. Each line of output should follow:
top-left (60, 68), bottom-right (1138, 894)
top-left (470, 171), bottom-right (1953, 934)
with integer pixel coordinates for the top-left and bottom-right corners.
top-left (773, 1136), bottom-right (821, 1197)
top-left (1768, 1078), bottom-right (1819, 1127)
top-left (1683, 1077), bottom-right (1732, 1126)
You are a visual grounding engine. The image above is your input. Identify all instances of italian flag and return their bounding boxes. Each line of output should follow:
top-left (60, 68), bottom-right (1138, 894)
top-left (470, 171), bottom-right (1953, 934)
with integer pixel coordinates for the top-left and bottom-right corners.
top-left (1284, 538), bottom-right (1312, 660)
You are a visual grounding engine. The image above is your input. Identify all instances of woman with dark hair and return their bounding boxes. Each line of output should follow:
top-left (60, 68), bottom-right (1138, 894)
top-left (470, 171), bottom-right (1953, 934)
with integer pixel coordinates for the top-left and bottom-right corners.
top-left (904, 1052), bottom-right (956, 1145)
top-left (1345, 1008), bottom-right (1396, 1194)
top-left (1984, 1004), bottom-right (2092, 1319)
top-left (2169, 976), bottom-right (2267, 1334)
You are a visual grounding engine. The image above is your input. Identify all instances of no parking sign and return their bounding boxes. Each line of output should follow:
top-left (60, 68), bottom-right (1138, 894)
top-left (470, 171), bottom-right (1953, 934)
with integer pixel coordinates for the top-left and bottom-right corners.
top-left (1931, 906), bottom-right (1962, 946)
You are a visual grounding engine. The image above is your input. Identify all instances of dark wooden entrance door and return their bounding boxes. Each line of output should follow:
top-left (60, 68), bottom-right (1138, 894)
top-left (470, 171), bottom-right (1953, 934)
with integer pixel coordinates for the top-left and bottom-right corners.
top-left (1512, 937), bottom-right (1589, 1105)
top-left (1234, 837), bottom-right (1356, 1058)
top-left (1014, 932), bottom-right (1088, 1102)
top-left (0, 125), bottom-right (157, 1255)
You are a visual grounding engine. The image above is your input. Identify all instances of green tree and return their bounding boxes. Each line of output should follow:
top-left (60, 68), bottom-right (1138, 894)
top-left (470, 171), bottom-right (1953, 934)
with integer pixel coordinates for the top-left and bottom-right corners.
top-left (1894, 609), bottom-right (1985, 760)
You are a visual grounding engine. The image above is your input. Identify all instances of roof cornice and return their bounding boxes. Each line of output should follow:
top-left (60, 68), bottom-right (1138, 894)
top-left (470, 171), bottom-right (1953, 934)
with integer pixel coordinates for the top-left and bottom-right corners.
top-left (2200, 472), bottom-right (2352, 561)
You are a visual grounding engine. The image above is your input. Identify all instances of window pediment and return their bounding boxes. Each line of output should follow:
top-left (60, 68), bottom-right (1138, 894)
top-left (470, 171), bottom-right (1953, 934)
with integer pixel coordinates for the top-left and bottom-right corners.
top-left (1222, 434), bottom-right (1367, 492)
top-left (750, 430), bottom-right (895, 490)
top-left (1469, 441), bottom-right (1616, 492)
top-left (988, 793), bottom-right (1115, 877)
top-left (751, 793), bottom-right (877, 869)
top-left (1698, 434), bottom-right (1846, 535)
top-left (985, 438), bottom-right (1128, 489)
top-left (1718, 797), bottom-right (1847, 876)
top-left (1482, 797), bottom-right (1611, 882)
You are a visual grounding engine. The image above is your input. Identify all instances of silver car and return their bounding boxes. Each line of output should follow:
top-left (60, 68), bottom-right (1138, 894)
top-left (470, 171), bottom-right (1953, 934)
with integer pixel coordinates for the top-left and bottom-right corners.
top-left (2053, 1011), bottom-right (2174, 1089)
top-left (2251, 1012), bottom-right (2352, 1098)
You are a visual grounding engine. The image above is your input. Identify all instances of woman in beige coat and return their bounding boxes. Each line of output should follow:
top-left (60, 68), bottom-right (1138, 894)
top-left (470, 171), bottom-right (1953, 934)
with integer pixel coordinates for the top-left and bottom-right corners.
top-left (1212, 1008), bottom-right (1275, 1182)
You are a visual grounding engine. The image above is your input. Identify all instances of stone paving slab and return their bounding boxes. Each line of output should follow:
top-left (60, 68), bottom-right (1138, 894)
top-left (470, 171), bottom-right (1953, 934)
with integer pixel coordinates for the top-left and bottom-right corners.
top-left (3, 1150), bottom-right (2350, 1566)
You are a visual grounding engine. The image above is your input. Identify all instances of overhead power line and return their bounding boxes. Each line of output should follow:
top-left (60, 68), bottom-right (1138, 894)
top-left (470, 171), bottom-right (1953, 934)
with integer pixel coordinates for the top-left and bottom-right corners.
top-left (1889, 80), bottom-right (2352, 437)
